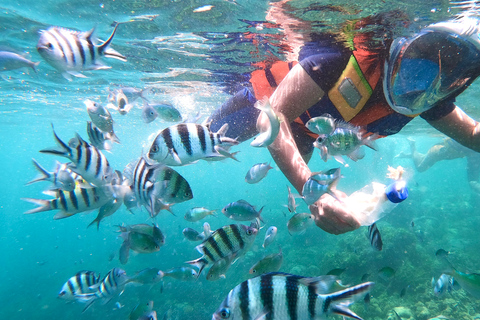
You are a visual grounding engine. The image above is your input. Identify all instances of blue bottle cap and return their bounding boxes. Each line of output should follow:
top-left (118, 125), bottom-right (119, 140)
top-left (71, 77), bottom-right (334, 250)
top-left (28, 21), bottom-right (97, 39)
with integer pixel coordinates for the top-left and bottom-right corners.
top-left (385, 180), bottom-right (408, 203)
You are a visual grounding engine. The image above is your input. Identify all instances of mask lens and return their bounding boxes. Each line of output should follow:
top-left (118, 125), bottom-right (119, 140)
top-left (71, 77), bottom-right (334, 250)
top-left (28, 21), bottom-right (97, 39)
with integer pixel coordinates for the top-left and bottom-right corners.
top-left (386, 31), bottom-right (480, 114)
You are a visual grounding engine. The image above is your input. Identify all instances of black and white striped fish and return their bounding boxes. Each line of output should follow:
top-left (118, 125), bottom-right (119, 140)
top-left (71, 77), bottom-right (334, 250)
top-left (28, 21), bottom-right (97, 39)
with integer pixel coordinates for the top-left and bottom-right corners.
top-left (87, 121), bottom-right (111, 151)
top-left (148, 123), bottom-right (239, 166)
top-left (40, 126), bottom-right (116, 187)
top-left (124, 156), bottom-right (193, 217)
top-left (85, 100), bottom-right (120, 144)
top-left (26, 158), bottom-right (76, 192)
top-left (367, 223), bottom-right (383, 251)
top-left (36, 23), bottom-right (126, 80)
top-left (22, 183), bottom-right (112, 219)
top-left (76, 268), bottom-right (129, 311)
top-left (212, 272), bottom-right (374, 320)
top-left (187, 224), bottom-right (258, 276)
top-left (58, 270), bottom-right (101, 301)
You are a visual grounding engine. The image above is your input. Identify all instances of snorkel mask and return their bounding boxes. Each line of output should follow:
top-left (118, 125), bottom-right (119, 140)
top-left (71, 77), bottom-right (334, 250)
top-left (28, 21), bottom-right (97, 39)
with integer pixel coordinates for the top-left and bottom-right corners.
top-left (384, 17), bottom-right (480, 115)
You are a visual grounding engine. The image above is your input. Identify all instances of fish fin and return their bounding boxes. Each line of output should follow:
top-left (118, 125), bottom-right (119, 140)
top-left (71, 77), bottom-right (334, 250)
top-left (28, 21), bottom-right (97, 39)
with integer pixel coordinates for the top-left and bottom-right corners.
top-left (215, 123), bottom-right (229, 136)
top-left (214, 145), bottom-right (240, 162)
top-left (22, 198), bottom-right (53, 214)
top-left (320, 146), bottom-right (329, 162)
top-left (119, 240), bottom-right (130, 264)
top-left (363, 133), bottom-right (379, 151)
top-left (330, 305), bottom-right (364, 320)
top-left (26, 159), bottom-right (52, 185)
top-left (40, 125), bottom-right (71, 158)
top-left (253, 310), bottom-right (270, 320)
top-left (103, 48), bottom-right (127, 61)
top-left (97, 23), bottom-right (125, 60)
top-left (317, 282), bottom-right (374, 315)
top-left (346, 148), bottom-right (365, 162)
top-left (89, 62), bottom-right (111, 71)
top-left (87, 215), bottom-right (101, 230)
top-left (186, 257), bottom-right (208, 276)
top-left (333, 155), bottom-right (347, 165)
top-left (257, 206), bottom-right (265, 223)
top-left (53, 211), bottom-right (75, 219)
top-left (253, 96), bottom-right (270, 113)
top-left (68, 70), bottom-right (88, 78)
top-left (106, 131), bottom-right (121, 144)
top-left (169, 149), bottom-right (182, 165)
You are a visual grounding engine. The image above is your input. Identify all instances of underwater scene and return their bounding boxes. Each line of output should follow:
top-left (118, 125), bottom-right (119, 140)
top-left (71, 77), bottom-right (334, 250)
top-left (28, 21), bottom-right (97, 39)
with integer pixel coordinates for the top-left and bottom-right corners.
top-left (2, 0), bottom-right (480, 319)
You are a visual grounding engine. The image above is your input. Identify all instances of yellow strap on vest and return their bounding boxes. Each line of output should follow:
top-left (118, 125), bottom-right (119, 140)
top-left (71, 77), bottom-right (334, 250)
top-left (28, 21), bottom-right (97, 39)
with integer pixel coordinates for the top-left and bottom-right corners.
top-left (328, 55), bottom-right (373, 121)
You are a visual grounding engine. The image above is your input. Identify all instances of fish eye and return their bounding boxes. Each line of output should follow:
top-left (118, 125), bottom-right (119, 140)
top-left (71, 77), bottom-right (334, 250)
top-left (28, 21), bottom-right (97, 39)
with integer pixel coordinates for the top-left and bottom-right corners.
top-left (252, 269), bottom-right (257, 273)
top-left (219, 308), bottom-right (230, 319)
top-left (246, 229), bottom-right (253, 235)
top-left (47, 43), bottom-right (53, 49)
top-left (151, 145), bottom-right (159, 153)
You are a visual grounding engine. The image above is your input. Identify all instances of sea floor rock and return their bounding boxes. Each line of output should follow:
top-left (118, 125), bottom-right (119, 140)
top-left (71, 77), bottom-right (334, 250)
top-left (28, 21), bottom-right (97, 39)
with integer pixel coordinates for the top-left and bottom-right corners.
top-left (387, 307), bottom-right (415, 320)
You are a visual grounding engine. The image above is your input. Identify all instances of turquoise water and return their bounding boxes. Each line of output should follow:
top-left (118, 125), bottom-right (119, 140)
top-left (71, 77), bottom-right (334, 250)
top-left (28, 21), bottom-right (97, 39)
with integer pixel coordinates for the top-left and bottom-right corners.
top-left (2, 0), bottom-right (480, 319)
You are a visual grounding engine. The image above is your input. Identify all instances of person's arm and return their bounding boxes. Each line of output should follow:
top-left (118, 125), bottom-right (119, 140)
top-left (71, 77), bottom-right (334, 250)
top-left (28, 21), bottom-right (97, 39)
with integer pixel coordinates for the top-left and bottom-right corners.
top-left (258, 64), bottom-right (361, 235)
top-left (263, 63), bottom-right (324, 192)
top-left (426, 105), bottom-right (480, 152)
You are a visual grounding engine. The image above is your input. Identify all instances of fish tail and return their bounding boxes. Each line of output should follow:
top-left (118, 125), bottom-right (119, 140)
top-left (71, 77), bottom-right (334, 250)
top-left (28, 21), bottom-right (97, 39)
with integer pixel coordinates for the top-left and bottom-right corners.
top-left (186, 257), bottom-right (208, 276)
top-left (32, 61), bottom-right (41, 73)
top-left (319, 281), bottom-right (374, 319)
top-left (87, 216), bottom-right (101, 230)
top-left (253, 96), bottom-right (271, 113)
top-left (107, 131), bottom-right (121, 144)
top-left (326, 175), bottom-right (341, 201)
top-left (363, 133), bottom-right (379, 151)
top-left (214, 146), bottom-right (240, 161)
top-left (258, 206), bottom-right (265, 223)
top-left (22, 198), bottom-right (53, 214)
top-left (97, 23), bottom-right (126, 61)
top-left (26, 159), bottom-right (52, 185)
top-left (40, 125), bottom-right (71, 158)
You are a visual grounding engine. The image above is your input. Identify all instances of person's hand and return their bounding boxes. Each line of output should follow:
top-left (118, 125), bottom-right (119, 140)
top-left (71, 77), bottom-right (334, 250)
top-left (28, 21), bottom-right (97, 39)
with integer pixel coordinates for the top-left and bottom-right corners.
top-left (310, 190), bottom-right (360, 235)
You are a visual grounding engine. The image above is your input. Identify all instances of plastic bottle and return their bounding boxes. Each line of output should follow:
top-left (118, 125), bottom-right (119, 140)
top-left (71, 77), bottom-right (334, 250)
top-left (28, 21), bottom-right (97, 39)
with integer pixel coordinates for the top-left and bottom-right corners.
top-left (344, 180), bottom-right (408, 226)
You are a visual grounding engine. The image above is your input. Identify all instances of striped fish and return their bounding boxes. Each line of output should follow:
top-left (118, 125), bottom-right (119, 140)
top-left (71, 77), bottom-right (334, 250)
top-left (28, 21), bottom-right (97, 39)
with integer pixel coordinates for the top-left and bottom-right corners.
top-left (367, 223), bottom-right (383, 251)
top-left (125, 156), bottom-right (193, 217)
top-left (58, 270), bottom-right (101, 301)
top-left (26, 158), bottom-right (76, 192)
top-left (36, 23), bottom-right (126, 80)
top-left (310, 168), bottom-right (342, 184)
top-left (40, 126), bottom-right (115, 187)
top-left (85, 101), bottom-right (120, 144)
top-left (148, 123), bottom-right (239, 166)
top-left (313, 125), bottom-right (378, 163)
top-left (22, 183), bottom-right (111, 219)
top-left (212, 272), bottom-right (374, 320)
top-left (187, 224), bottom-right (258, 276)
top-left (87, 121), bottom-right (111, 151)
top-left (301, 175), bottom-right (340, 206)
top-left (76, 268), bottom-right (129, 311)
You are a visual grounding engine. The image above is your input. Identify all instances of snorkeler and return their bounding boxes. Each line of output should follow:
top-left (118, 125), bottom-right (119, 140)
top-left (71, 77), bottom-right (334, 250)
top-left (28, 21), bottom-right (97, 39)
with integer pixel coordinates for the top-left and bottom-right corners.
top-left (209, 11), bottom-right (480, 235)
top-left (397, 138), bottom-right (480, 196)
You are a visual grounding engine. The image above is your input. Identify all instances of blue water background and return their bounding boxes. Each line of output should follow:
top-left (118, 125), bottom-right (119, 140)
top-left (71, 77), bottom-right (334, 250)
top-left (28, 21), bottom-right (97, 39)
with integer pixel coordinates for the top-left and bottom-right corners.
top-left (2, 0), bottom-right (480, 319)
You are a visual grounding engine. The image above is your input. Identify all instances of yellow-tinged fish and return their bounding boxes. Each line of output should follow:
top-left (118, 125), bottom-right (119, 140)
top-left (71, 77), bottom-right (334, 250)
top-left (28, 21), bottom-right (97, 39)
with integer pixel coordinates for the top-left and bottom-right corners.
top-left (249, 247), bottom-right (283, 275)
